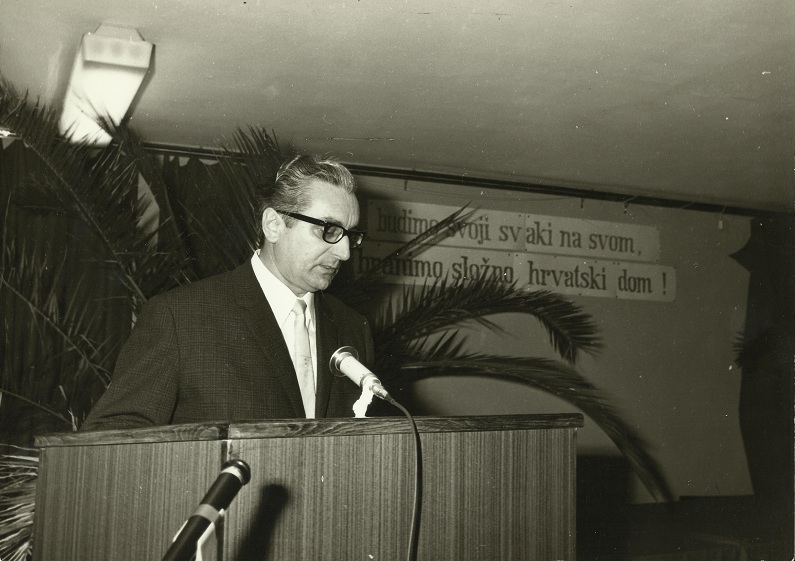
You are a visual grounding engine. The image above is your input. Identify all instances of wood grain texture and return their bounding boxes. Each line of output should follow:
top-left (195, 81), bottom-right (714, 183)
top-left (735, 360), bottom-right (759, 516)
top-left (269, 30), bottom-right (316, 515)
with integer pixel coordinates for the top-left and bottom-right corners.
top-left (32, 440), bottom-right (222, 561)
top-left (228, 413), bottom-right (583, 439)
top-left (224, 424), bottom-right (577, 560)
top-left (34, 414), bottom-right (582, 446)
top-left (34, 423), bottom-right (226, 447)
top-left (33, 415), bottom-right (578, 560)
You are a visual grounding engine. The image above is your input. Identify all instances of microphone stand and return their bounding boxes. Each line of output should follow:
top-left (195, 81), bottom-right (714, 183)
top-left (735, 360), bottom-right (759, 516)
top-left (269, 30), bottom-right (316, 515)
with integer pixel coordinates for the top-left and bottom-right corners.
top-left (162, 459), bottom-right (251, 561)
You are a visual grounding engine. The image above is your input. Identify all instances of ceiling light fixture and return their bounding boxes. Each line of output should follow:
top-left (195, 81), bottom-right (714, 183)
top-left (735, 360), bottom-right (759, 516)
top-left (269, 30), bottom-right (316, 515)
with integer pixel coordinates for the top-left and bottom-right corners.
top-left (59, 24), bottom-right (154, 145)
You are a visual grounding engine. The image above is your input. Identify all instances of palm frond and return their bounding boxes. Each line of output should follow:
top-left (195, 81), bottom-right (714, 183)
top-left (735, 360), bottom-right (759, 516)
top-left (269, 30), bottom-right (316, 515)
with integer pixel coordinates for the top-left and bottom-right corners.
top-left (333, 206), bottom-right (475, 304)
top-left (99, 119), bottom-right (194, 291)
top-left (1, 239), bottom-right (111, 390)
top-left (0, 449), bottom-right (37, 561)
top-left (1, 81), bottom-right (134, 280)
top-left (392, 352), bottom-right (673, 502)
top-left (0, 389), bottom-right (73, 428)
top-left (219, 125), bottom-right (284, 175)
top-left (1, 227), bottom-right (112, 430)
top-left (99, 118), bottom-right (180, 231)
top-left (361, 206), bottom-right (476, 283)
top-left (374, 275), bottom-right (601, 364)
top-left (172, 126), bottom-right (285, 275)
top-left (0, 78), bottom-right (186, 311)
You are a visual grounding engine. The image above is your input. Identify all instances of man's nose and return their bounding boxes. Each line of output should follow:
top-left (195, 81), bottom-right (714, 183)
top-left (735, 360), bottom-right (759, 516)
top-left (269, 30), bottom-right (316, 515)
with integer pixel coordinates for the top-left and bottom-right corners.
top-left (331, 236), bottom-right (351, 261)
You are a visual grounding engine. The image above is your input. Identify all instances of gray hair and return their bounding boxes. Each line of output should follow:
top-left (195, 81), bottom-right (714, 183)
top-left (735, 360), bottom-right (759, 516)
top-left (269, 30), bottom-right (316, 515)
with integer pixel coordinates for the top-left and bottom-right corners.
top-left (256, 155), bottom-right (356, 220)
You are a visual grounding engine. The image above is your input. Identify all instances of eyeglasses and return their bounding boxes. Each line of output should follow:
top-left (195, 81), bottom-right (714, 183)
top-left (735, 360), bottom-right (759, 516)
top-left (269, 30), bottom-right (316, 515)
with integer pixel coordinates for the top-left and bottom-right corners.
top-left (276, 210), bottom-right (366, 248)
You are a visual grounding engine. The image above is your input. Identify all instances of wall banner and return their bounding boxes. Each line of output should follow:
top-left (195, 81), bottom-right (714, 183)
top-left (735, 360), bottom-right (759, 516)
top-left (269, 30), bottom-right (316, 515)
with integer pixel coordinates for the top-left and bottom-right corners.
top-left (360, 200), bottom-right (677, 302)
top-left (353, 242), bottom-right (676, 302)
top-left (368, 200), bottom-right (661, 262)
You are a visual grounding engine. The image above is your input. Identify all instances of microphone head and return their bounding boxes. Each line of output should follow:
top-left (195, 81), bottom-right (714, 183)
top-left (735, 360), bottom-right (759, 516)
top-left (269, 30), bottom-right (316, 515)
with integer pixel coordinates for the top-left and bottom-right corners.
top-left (222, 459), bottom-right (251, 485)
top-left (329, 346), bottom-right (358, 378)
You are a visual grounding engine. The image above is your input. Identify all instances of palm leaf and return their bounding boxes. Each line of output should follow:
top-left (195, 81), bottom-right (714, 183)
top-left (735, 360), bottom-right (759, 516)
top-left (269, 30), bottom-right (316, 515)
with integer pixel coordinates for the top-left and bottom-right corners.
top-left (356, 206), bottom-right (475, 283)
top-left (98, 119), bottom-right (194, 290)
top-left (332, 206), bottom-right (475, 305)
top-left (1, 226), bottom-right (111, 429)
top-left (219, 125), bottom-right (284, 176)
top-left (0, 450), bottom-right (37, 561)
top-left (1, 78), bottom-right (187, 312)
top-left (392, 349), bottom-right (674, 502)
top-left (172, 126), bottom-right (285, 275)
top-left (374, 276), bottom-right (601, 364)
top-left (1, 239), bottom-right (111, 389)
top-left (1, 81), bottom-right (138, 293)
top-left (0, 390), bottom-right (72, 428)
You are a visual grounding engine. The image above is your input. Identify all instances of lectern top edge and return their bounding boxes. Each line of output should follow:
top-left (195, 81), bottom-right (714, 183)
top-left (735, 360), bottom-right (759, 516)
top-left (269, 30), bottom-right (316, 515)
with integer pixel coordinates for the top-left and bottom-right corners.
top-left (35, 413), bottom-right (584, 448)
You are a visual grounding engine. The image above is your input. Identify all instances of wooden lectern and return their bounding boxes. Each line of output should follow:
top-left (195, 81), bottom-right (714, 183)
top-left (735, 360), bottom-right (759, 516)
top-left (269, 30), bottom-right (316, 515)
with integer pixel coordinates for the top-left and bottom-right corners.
top-left (34, 414), bottom-right (582, 560)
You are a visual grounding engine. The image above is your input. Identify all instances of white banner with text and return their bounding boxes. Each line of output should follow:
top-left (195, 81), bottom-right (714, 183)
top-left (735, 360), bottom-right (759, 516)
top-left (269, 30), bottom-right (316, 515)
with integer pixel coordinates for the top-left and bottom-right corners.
top-left (368, 200), bottom-right (661, 261)
top-left (359, 200), bottom-right (677, 301)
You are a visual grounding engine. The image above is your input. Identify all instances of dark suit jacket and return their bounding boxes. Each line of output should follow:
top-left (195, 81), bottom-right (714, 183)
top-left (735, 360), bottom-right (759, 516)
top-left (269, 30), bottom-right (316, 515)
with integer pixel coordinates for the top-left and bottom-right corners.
top-left (81, 261), bottom-right (374, 430)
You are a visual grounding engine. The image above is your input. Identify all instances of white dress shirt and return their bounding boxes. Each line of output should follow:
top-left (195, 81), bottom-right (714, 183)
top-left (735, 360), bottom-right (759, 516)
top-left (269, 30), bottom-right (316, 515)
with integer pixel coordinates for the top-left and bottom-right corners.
top-left (250, 252), bottom-right (317, 386)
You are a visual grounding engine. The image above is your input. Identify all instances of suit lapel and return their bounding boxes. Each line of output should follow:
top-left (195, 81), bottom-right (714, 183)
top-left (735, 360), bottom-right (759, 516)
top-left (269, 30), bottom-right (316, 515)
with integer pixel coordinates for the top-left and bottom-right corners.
top-left (232, 262), bottom-right (305, 418)
top-left (314, 292), bottom-right (340, 418)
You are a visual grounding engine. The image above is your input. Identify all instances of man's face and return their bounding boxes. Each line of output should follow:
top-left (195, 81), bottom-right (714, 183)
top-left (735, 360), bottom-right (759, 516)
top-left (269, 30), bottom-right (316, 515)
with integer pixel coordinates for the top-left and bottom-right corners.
top-left (267, 179), bottom-right (360, 295)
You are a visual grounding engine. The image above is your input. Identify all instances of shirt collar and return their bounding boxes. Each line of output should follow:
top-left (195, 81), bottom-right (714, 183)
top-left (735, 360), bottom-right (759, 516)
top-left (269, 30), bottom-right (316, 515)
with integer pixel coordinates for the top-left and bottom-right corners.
top-left (251, 251), bottom-right (314, 327)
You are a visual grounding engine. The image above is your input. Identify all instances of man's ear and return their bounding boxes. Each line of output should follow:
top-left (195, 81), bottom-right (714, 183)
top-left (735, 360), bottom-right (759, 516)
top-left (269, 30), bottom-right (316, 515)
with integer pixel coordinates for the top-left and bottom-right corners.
top-left (261, 208), bottom-right (283, 243)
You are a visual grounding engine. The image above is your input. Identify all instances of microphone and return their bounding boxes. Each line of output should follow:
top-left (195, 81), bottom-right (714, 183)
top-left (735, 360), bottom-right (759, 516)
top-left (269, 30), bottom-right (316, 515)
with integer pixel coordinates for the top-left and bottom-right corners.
top-left (162, 459), bottom-right (251, 561)
top-left (329, 346), bottom-right (392, 402)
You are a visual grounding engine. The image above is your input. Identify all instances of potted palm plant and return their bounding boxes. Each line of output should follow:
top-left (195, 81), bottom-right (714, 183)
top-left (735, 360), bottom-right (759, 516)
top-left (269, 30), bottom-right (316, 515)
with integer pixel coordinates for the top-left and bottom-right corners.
top-left (0, 76), bottom-right (671, 560)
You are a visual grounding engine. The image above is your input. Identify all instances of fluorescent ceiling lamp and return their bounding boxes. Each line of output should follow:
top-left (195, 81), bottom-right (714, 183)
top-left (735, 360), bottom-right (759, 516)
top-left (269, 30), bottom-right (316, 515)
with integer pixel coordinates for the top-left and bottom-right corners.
top-left (59, 24), bottom-right (154, 145)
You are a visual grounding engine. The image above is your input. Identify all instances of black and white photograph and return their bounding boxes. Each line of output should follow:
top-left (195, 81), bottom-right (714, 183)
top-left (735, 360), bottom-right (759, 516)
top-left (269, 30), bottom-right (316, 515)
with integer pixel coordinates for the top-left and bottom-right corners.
top-left (1, 2), bottom-right (793, 560)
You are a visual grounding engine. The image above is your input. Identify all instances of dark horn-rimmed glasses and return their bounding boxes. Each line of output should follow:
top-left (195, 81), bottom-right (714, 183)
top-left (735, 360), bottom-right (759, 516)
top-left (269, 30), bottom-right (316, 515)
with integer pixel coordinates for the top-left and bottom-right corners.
top-left (276, 210), bottom-right (366, 248)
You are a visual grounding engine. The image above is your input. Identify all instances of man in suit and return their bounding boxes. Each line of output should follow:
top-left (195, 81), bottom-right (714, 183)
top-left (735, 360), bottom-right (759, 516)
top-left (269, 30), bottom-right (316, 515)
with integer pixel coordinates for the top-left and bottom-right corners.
top-left (81, 155), bottom-right (373, 430)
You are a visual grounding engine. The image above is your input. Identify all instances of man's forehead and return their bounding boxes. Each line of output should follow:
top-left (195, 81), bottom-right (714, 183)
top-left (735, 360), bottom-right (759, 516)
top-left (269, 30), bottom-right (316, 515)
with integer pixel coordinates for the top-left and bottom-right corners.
top-left (301, 181), bottom-right (359, 217)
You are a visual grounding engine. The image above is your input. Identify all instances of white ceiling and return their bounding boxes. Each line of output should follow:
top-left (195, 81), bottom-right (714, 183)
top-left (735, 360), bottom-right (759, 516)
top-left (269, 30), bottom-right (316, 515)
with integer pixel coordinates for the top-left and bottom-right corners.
top-left (1, 0), bottom-right (793, 212)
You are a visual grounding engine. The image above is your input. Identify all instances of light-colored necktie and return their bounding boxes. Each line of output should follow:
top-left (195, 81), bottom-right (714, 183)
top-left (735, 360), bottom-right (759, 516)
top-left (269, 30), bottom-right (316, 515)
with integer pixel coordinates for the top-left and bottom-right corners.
top-left (292, 299), bottom-right (315, 418)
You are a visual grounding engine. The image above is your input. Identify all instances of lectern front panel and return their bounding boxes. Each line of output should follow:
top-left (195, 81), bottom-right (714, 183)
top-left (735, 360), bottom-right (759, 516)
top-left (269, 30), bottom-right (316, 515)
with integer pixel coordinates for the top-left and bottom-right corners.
top-left (34, 430), bottom-right (222, 561)
top-left (33, 415), bottom-right (580, 561)
top-left (223, 415), bottom-right (578, 561)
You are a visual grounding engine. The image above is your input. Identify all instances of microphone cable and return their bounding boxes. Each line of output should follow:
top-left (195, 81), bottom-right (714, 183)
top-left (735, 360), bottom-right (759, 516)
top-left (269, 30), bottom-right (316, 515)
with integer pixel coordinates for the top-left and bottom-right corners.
top-left (328, 347), bottom-right (422, 560)
top-left (385, 395), bottom-right (423, 561)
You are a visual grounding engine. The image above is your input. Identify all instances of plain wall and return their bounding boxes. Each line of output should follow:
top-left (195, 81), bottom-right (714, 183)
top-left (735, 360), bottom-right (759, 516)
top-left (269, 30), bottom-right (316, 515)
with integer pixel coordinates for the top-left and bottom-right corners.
top-left (356, 174), bottom-right (753, 503)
